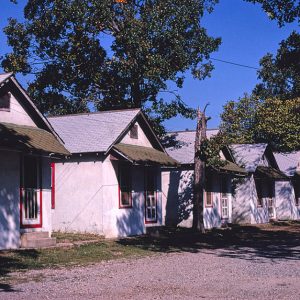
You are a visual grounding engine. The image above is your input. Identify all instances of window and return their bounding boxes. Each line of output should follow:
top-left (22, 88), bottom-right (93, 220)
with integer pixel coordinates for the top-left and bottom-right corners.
top-left (294, 180), bottom-right (300, 206)
top-left (130, 124), bottom-right (138, 139)
top-left (0, 92), bottom-right (10, 111)
top-left (205, 174), bottom-right (213, 207)
top-left (119, 164), bottom-right (132, 208)
top-left (220, 176), bottom-right (230, 218)
top-left (145, 168), bottom-right (157, 223)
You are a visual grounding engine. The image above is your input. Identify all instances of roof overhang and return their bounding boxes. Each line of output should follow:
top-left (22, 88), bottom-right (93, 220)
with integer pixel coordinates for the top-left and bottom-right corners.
top-left (111, 143), bottom-right (179, 167)
top-left (211, 160), bottom-right (248, 177)
top-left (0, 122), bottom-right (70, 156)
top-left (254, 166), bottom-right (289, 180)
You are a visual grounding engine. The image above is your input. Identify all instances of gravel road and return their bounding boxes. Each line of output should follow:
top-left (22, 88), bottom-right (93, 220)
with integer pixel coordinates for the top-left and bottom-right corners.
top-left (1, 245), bottom-right (300, 300)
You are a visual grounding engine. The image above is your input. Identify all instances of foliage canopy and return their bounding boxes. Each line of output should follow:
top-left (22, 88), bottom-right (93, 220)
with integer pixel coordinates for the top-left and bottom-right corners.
top-left (2, 0), bottom-right (221, 134)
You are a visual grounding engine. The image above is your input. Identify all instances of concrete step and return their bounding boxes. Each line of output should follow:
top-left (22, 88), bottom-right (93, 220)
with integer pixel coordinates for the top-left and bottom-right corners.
top-left (22, 231), bottom-right (49, 240)
top-left (21, 237), bottom-right (57, 249)
top-left (21, 232), bottom-right (56, 248)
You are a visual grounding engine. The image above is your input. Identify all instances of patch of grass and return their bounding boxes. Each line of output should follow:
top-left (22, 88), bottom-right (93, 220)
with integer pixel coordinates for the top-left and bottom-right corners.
top-left (52, 231), bottom-right (103, 243)
top-left (0, 240), bottom-right (152, 279)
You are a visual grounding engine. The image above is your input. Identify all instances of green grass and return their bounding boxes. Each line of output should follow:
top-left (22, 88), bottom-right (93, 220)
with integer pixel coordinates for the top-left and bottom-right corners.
top-left (0, 240), bottom-right (152, 279)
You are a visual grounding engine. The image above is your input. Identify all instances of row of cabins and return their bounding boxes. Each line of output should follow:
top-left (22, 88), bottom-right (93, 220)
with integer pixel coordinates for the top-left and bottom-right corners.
top-left (0, 73), bottom-right (299, 249)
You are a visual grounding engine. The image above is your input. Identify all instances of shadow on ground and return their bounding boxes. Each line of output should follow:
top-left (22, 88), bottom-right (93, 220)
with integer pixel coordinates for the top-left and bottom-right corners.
top-left (0, 249), bottom-right (39, 291)
top-left (117, 221), bottom-right (300, 262)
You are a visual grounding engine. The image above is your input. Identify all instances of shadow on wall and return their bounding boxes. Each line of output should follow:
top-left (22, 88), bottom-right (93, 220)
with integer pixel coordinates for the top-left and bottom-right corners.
top-left (165, 170), bottom-right (193, 226)
top-left (0, 188), bottom-right (20, 250)
top-left (276, 182), bottom-right (294, 219)
top-left (116, 200), bottom-right (145, 237)
top-left (231, 177), bottom-right (252, 224)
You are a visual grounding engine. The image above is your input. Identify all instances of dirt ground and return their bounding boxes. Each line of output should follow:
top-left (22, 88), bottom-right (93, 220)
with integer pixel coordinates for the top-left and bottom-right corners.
top-left (1, 222), bottom-right (300, 299)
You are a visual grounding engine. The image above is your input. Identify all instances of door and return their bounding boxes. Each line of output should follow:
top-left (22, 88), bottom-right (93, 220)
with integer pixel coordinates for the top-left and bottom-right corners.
top-left (266, 180), bottom-right (275, 220)
top-left (267, 197), bottom-right (275, 220)
top-left (20, 155), bottom-right (42, 228)
top-left (145, 168), bottom-right (157, 223)
top-left (221, 177), bottom-right (229, 219)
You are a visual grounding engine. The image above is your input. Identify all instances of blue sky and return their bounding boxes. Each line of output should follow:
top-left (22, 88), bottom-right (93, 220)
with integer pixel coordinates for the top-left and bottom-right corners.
top-left (0, 0), bottom-right (298, 130)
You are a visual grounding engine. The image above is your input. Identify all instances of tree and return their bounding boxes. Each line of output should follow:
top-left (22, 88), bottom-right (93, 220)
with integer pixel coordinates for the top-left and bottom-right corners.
top-left (245, 0), bottom-right (300, 27)
top-left (220, 95), bottom-right (300, 152)
top-left (193, 107), bottom-right (207, 233)
top-left (253, 31), bottom-right (300, 100)
top-left (2, 0), bottom-right (221, 134)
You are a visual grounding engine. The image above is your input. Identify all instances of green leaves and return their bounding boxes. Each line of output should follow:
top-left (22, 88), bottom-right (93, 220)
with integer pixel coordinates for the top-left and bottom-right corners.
top-left (245, 0), bottom-right (300, 27)
top-left (254, 31), bottom-right (300, 100)
top-left (220, 95), bottom-right (300, 152)
top-left (2, 0), bottom-right (220, 132)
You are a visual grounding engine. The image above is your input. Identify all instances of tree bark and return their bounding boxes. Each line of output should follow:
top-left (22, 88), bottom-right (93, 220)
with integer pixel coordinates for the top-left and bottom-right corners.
top-left (193, 108), bottom-right (207, 233)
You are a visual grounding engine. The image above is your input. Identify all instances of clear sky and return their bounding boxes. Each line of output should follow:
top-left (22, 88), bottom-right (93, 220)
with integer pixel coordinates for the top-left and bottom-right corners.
top-left (0, 0), bottom-right (298, 131)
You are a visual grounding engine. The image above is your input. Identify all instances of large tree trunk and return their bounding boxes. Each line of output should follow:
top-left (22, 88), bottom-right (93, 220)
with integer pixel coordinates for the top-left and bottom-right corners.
top-left (193, 109), bottom-right (207, 233)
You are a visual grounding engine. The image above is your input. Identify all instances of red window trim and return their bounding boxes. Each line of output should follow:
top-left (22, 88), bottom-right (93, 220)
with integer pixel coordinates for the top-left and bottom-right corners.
top-left (205, 191), bottom-right (213, 208)
top-left (118, 164), bottom-right (133, 209)
top-left (51, 162), bottom-right (55, 209)
top-left (20, 156), bottom-right (43, 229)
top-left (144, 190), bottom-right (158, 224)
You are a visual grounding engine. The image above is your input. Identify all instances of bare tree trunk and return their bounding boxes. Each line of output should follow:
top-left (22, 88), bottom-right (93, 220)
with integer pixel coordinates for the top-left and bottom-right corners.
top-left (193, 108), bottom-right (207, 233)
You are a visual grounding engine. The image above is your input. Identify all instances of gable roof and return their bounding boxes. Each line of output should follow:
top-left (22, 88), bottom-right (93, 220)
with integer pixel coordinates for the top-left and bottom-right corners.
top-left (48, 109), bottom-right (163, 154)
top-left (229, 144), bottom-right (268, 172)
top-left (0, 72), bottom-right (13, 85)
top-left (163, 129), bottom-right (219, 164)
top-left (0, 73), bottom-right (63, 140)
top-left (274, 152), bottom-right (300, 177)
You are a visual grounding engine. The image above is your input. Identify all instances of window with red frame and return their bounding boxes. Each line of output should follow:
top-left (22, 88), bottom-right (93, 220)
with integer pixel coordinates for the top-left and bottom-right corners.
top-left (119, 164), bottom-right (132, 208)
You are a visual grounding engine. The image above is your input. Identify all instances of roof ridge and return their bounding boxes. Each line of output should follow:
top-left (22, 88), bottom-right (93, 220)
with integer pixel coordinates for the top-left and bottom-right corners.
top-left (48, 108), bottom-right (141, 119)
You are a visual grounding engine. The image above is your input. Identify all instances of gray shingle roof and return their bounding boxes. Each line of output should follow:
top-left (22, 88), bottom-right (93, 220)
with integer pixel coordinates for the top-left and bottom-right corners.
top-left (274, 152), bottom-right (300, 177)
top-left (48, 109), bottom-right (140, 153)
top-left (164, 129), bottom-right (219, 164)
top-left (229, 144), bottom-right (268, 172)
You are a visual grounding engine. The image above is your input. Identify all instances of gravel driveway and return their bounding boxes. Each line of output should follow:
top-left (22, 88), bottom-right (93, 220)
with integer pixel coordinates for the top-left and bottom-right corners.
top-left (1, 244), bottom-right (300, 300)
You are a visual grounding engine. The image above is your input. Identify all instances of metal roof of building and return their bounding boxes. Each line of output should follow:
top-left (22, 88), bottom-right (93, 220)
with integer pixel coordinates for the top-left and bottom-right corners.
top-left (229, 143), bottom-right (268, 172)
top-left (274, 152), bottom-right (300, 177)
top-left (163, 129), bottom-right (219, 164)
top-left (48, 109), bottom-right (141, 153)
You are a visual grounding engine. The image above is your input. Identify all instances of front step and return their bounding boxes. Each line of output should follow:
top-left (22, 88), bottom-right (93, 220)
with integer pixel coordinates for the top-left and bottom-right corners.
top-left (21, 232), bottom-right (56, 249)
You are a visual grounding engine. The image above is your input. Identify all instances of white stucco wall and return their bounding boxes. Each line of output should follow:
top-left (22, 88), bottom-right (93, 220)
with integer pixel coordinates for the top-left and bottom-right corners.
top-left (0, 92), bottom-right (37, 127)
top-left (52, 156), bottom-right (104, 234)
top-left (232, 175), bottom-right (274, 225)
top-left (120, 120), bottom-right (153, 147)
top-left (162, 168), bottom-right (232, 230)
top-left (275, 181), bottom-right (299, 220)
top-left (0, 151), bottom-right (21, 249)
top-left (52, 155), bottom-right (163, 238)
